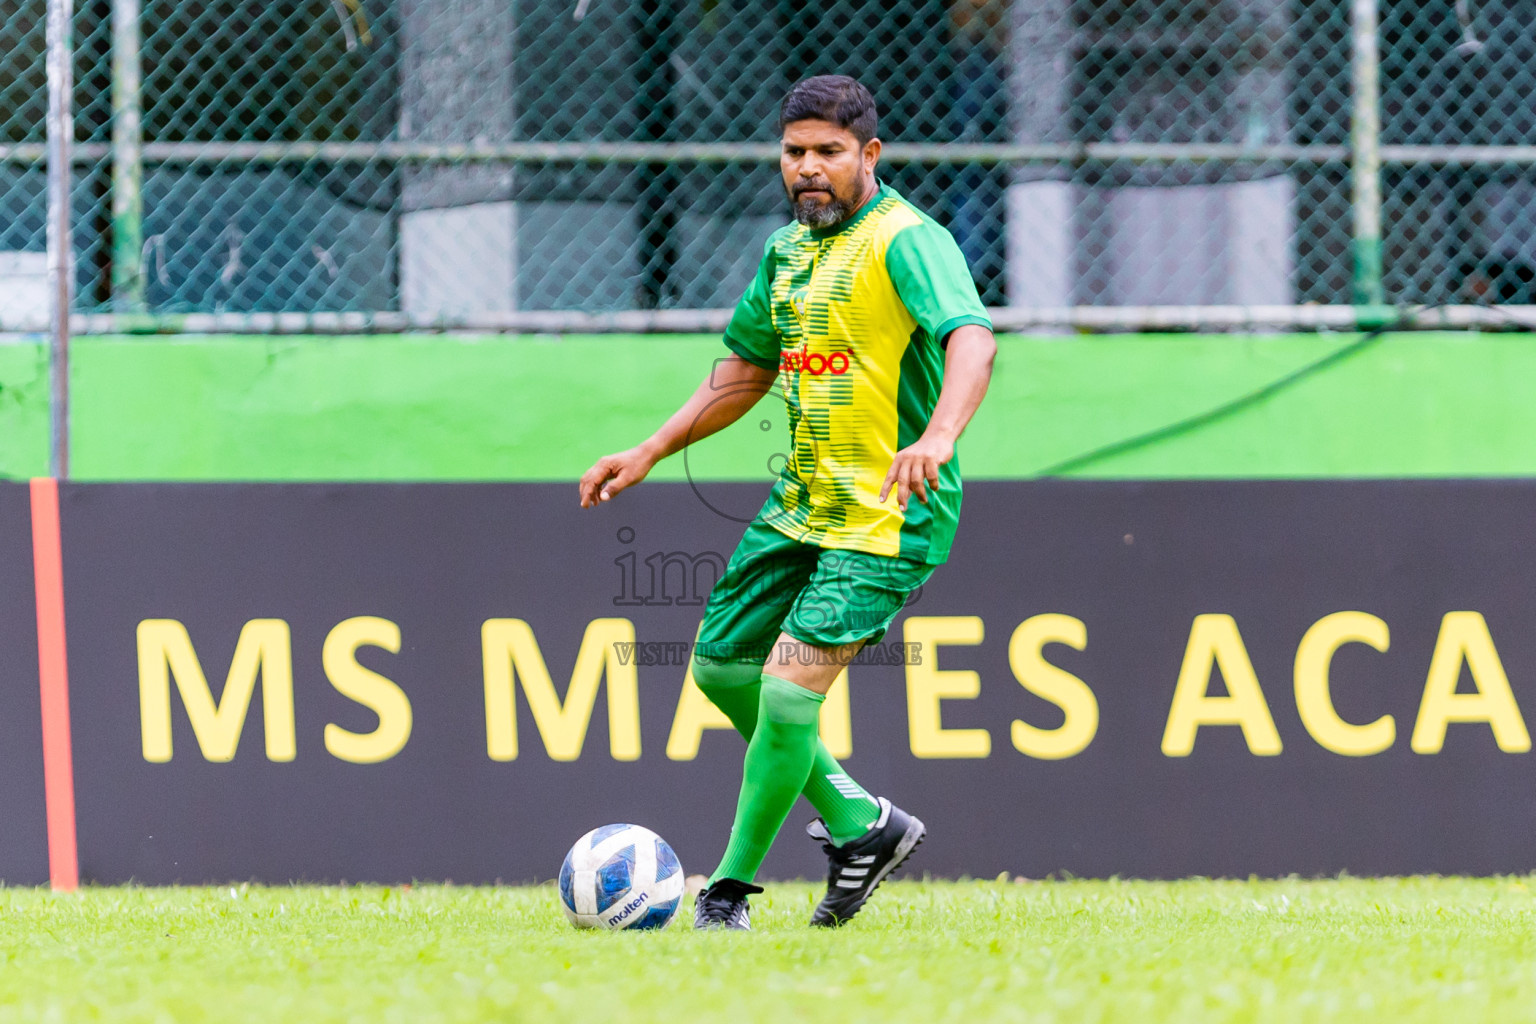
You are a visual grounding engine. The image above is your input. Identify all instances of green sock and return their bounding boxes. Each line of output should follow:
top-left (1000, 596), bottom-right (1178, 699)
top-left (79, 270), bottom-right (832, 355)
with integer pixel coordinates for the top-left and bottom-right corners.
top-left (710, 673), bottom-right (826, 884)
top-left (693, 657), bottom-right (879, 845)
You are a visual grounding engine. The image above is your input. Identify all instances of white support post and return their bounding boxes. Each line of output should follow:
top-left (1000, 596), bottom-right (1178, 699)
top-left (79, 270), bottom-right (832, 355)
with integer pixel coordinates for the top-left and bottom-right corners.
top-left (45, 0), bottom-right (75, 478)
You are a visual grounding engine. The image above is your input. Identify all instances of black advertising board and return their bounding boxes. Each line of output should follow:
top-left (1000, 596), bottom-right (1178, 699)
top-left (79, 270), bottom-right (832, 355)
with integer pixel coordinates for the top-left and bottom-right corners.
top-left (18, 480), bottom-right (1536, 883)
top-left (0, 482), bottom-right (50, 885)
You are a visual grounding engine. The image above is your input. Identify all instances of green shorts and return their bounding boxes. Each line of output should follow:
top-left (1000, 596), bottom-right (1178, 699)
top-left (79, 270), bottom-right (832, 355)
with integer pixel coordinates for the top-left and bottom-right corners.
top-left (696, 519), bottom-right (935, 663)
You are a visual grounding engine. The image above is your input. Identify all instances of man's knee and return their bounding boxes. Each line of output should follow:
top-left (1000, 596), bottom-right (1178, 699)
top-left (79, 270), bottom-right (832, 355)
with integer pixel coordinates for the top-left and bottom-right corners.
top-left (691, 655), bottom-right (760, 695)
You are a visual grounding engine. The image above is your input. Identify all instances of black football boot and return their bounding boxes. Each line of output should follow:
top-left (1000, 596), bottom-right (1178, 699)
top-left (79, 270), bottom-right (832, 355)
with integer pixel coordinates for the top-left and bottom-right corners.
top-left (693, 878), bottom-right (763, 930)
top-left (806, 797), bottom-right (926, 927)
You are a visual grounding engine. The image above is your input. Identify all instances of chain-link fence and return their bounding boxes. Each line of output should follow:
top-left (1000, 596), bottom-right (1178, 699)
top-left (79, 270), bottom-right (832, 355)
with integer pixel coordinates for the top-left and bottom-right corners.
top-left (5, 0), bottom-right (1536, 330)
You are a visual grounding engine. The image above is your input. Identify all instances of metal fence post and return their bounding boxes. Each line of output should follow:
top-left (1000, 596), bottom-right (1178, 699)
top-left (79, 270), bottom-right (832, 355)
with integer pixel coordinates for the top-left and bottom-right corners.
top-left (46, 0), bottom-right (74, 479)
top-left (1350, 0), bottom-right (1386, 309)
top-left (111, 0), bottom-right (145, 311)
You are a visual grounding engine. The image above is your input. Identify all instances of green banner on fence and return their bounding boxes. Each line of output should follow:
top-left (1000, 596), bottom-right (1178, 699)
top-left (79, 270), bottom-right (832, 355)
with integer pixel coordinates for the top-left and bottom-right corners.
top-left (2, 332), bottom-right (1536, 481)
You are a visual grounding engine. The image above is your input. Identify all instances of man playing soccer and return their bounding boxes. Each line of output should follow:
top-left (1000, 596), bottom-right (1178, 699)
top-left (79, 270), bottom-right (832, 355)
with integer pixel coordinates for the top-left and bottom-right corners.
top-left (578, 75), bottom-right (996, 929)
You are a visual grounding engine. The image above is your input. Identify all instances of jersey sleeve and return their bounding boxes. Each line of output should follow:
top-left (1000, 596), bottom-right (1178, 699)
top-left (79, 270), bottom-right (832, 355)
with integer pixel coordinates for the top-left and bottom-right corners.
top-left (722, 237), bottom-right (781, 371)
top-left (885, 221), bottom-right (992, 346)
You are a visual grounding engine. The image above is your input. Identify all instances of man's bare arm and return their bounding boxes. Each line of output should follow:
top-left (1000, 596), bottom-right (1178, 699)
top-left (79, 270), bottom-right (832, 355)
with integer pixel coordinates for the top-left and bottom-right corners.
top-left (879, 324), bottom-right (997, 511)
top-left (579, 354), bottom-right (778, 508)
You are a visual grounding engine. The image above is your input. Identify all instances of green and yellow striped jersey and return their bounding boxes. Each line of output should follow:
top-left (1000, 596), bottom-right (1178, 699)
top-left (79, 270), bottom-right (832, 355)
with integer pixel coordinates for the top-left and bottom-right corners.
top-left (723, 182), bottom-right (991, 565)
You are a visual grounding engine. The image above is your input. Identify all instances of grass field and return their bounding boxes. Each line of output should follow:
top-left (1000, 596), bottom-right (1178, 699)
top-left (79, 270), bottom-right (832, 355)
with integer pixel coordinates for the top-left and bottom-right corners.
top-left (1, 877), bottom-right (1533, 1023)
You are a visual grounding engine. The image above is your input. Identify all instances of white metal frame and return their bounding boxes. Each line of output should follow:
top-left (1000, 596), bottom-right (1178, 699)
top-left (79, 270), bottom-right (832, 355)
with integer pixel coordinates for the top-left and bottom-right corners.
top-left (0, 305), bottom-right (1530, 337)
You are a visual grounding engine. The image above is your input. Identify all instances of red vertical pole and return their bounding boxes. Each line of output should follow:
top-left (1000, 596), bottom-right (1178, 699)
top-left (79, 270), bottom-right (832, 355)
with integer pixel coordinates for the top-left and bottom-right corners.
top-left (30, 477), bottom-right (78, 891)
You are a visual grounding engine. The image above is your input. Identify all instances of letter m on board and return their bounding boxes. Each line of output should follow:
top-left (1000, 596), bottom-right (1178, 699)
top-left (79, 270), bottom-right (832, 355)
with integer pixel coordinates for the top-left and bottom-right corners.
top-left (482, 618), bottom-right (641, 761)
top-left (137, 619), bottom-right (296, 763)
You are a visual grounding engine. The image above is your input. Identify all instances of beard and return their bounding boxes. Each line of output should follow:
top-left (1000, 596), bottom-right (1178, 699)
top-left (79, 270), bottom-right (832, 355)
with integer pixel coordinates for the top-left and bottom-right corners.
top-left (790, 180), bottom-right (859, 228)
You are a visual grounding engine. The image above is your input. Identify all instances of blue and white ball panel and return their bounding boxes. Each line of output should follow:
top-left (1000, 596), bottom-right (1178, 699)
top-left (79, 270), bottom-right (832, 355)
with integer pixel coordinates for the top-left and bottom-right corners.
top-left (559, 824), bottom-right (685, 930)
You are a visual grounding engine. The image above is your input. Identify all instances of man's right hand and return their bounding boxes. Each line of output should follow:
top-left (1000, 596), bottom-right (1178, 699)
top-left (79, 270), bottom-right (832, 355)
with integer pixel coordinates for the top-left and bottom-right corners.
top-left (578, 445), bottom-right (658, 508)
top-left (576, 354), bottom-right (774, 510)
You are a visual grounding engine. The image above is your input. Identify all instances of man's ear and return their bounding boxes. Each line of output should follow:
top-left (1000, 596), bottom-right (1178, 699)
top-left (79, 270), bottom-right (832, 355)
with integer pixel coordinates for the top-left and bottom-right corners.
top-left (863, 137), bottom-right (882, 173)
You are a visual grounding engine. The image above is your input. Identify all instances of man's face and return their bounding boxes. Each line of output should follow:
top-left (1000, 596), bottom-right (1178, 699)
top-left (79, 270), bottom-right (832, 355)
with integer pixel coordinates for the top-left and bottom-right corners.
top-left (780, 119), bottom-right (879, 228)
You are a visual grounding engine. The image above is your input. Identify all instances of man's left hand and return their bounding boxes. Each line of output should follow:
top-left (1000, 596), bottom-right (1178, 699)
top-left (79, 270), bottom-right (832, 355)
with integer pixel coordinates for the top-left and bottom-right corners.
top-left (880, 434), bottom-right (954, 512)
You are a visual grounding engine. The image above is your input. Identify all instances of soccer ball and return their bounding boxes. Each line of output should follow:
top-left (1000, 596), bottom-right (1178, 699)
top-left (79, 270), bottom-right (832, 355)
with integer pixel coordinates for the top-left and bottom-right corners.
top-left (558, 824), bottom-right (685, 930)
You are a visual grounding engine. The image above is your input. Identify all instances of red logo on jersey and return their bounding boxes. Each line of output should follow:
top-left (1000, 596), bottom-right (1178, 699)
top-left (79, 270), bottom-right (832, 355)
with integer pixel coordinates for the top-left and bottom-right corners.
top-left (780, 346), bottom-right (853, 375)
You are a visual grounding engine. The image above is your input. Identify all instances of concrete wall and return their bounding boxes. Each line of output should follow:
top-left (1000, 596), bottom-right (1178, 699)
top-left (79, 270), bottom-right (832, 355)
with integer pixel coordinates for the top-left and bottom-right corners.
top-left (1005, 0), bottom-right (1295, 308)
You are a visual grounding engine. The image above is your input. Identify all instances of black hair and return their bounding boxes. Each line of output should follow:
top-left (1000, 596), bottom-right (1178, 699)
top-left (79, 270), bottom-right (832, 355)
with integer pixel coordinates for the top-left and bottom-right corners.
top-left (778, 75), bottom-right (878, 146)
